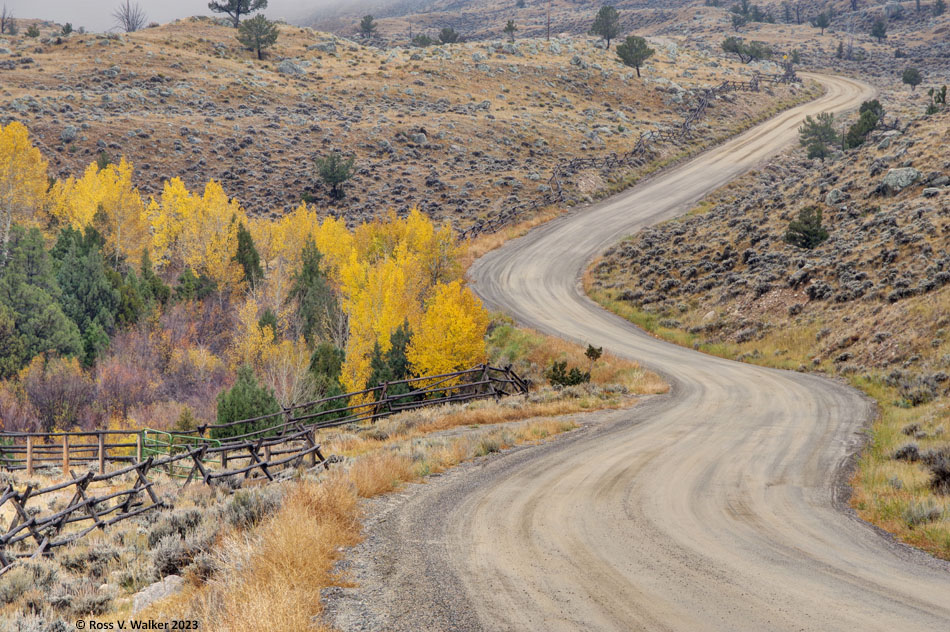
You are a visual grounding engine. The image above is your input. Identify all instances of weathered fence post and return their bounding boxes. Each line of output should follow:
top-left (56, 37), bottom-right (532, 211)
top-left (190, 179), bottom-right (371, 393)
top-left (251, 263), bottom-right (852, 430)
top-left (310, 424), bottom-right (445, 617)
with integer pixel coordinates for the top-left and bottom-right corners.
top-left (221, 447), bottom-right (228, 469)
top-left (307, 430), bottom-right (317, 467)
top-left (97, 433), bottom-right (105, 475)
top-left (62, 436), bottom-right (69, 476)
top-left (135, 433), bottom-right (143, 464)
top-left (26, 436), bottom-right (34, 476)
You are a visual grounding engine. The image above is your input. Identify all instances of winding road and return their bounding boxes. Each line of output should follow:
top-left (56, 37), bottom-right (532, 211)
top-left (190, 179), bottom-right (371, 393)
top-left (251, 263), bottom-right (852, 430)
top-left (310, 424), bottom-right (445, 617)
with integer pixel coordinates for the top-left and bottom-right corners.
top-left (329, 74), bottom-right (950, 631)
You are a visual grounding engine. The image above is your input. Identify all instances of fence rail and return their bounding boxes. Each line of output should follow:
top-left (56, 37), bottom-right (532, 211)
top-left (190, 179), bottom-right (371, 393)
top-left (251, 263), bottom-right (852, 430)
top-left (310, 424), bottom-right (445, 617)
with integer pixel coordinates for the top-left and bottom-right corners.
top-left (459, 70), bottom-right (799, 241)
top-left (0, 364), bottom-right (528, 574)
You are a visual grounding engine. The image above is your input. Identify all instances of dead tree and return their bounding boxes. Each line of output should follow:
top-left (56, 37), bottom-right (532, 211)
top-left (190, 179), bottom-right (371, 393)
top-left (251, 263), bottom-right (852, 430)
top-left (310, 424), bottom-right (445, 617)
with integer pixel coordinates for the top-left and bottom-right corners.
top-left (113, 0), bottom-right (147, 33)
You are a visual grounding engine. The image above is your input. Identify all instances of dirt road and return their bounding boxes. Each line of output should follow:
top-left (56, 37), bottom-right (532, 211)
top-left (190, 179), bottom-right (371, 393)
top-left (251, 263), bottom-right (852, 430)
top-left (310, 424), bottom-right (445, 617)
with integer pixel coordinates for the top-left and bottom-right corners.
top-left (326, 74), bottom-right (950, 631)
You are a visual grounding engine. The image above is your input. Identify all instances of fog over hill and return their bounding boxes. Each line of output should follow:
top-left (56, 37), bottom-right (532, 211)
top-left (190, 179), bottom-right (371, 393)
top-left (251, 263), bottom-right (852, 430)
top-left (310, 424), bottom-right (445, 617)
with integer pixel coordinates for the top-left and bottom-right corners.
top-left (0, 0), bottom-right (323, 31)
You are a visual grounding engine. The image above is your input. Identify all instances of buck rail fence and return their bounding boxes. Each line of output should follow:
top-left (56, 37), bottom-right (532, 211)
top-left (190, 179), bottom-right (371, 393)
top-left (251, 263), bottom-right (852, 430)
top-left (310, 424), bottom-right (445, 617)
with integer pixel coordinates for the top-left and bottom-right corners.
top-left (459, 70), bottom-right (799, 241)
top-left (0, 364), bottom-right (528, 575)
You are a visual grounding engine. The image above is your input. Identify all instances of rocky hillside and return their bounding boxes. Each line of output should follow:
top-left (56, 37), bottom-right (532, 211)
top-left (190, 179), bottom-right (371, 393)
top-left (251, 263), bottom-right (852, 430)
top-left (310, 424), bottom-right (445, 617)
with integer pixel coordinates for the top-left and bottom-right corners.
top-left (0, 17), bottom-right (798, 227)
top-left (590, 108), bottom-right (949, 372)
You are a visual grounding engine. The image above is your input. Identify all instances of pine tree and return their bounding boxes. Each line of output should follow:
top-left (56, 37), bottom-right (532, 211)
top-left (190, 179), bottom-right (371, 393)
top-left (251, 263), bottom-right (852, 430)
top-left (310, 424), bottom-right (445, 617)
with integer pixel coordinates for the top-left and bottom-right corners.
top-left (589, 5), bottom-right (621, 49)
top-left (286, 241), bottom-right (342, 346)
top-left (234, 222), bottom-right (264, 290)
top-left (0, 226), bottom-right (82, 370)
top-left (359, 15), bottom-right (377, 37)
top-left (439, 27), bottom-right (461, 43)
top-left (798, 112), bottom-right (838, 160)
top-left (902, 67), bottom-right (922, 91)
top-left (236, 14), bottom-right (278, 60)
top-left (785, 207), bottom-right (829, 249)
top-left (214, 365), bottom-right (281, 439)
top-left (209, 0), bottom-right (267, 28)
top-left (615, 35), bottom-right (654, 77)
top-left (811, 11), bottom-right (830, 35)
top-left (315, 153), bottom-right (355, 200)
top-left (53, 228), bottom-right (120, 364)
top-left (870, 17), bottom-right (887, 43)
top-left (503, 19), bottom-right (517, 42)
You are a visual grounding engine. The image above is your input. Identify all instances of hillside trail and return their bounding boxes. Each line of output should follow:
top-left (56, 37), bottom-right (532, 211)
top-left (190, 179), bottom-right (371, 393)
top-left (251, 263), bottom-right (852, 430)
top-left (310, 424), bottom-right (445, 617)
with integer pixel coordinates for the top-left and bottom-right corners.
top-left (327, 73), bottom-right (950, 631)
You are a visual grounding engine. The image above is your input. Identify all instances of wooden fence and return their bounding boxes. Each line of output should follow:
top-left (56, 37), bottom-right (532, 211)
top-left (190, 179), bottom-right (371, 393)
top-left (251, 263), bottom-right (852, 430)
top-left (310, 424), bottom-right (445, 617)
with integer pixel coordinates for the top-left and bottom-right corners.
top-left (0, 364), bottom-right (528, 575)
top-left (459, 70), bottom-right (799, 241)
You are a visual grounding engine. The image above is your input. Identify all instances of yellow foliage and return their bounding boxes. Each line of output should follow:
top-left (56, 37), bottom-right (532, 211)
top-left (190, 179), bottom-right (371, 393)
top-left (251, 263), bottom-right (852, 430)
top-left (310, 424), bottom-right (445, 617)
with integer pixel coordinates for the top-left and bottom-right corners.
top-left (228, 298), bottom-right (275, 372)
top-left (0, 122), bottom-right (49, 251)
top-left (337, 208), bottom-right (464, 394)
top-left (50, 158), bottom-right (149, 264)
top-left (408, 280), bottom-right (489, 378)
top-left (146, 178), bottom-right (246, 292)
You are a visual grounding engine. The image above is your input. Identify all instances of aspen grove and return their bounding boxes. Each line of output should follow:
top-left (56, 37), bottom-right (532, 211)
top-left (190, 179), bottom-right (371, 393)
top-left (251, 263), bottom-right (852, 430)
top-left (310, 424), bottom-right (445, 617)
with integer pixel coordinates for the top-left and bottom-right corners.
top-left (0, 122), bottom-right (489, 433)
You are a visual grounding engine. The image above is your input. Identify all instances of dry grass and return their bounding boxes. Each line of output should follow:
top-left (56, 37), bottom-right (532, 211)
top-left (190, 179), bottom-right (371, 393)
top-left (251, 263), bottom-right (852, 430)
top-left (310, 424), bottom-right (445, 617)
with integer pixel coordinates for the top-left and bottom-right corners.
top-left (142, 413), bottom-right (582, 630)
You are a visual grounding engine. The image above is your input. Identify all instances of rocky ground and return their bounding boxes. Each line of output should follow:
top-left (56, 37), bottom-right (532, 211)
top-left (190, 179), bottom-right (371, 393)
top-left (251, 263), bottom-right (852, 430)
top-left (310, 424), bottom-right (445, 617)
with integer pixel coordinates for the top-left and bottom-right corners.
top-left (0, 17), bottom-right (798, 228)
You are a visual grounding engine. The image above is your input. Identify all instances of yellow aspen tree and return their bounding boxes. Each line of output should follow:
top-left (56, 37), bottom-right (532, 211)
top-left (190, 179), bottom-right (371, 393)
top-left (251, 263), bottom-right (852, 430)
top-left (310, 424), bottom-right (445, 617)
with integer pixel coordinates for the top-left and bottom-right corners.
top-left (146, 177), bottom-right (198, 268)
top-left (179, 180), bottom-right (246, 293)
top-left (228, 297), bottom-right (274, 372)
top-left (407, 280), bottom-right (489, 378)
top-left (50, 158), bottom-right (149, 266)
top-left (0, 122), bottom-right (49, 265)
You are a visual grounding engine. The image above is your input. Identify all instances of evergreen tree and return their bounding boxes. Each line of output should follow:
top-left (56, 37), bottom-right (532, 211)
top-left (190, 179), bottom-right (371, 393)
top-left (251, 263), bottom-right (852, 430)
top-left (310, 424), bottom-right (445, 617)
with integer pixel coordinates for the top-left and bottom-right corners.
top-left (175, 268), bottom-right (216, 302)
top-left (439, 27), bottom-right (461, 43)
top-left (504, 19), bottom-right (517, 41)
top-left (811, 11), bottom-right (830, 35)
top-left (936, 0), bottom-right (947, 17)
top-left (411, 33), bottom-right (435, 47)
top-left (870, 17), bottom-right (887, 43)
top-left (209, 0), bottom-right (267, 28)
top-left (902, 67), bottom-right (922, 91)
top-left (305, 342), bottom-right (347, 420)
top-left (785, 207), bottom-right (829, 249)
top-left (589, 5), bottom-right (621, 48)
top-left (53, 228), bottom-right (120, 364)
top-left (236, 14), bottom-right (279, 59)
top-left (286, 241), bottom-right (342, 346)
top-left (615, 35), bottom-right (654, 77)
top-left (258, 307), bottom-right (278, 335)
top-left (234, 222), bottom-right (264, 290)
top-left (213, 365), bottom-right (281, 439)
top-left (0, 226), bottom-right (82, 372)
top-left (366, 323), bottom-right (413, 401)
top-left (844, 100), bottom-right (883, 148)
top-left (139, 250), bottom-right (171, 307)
top-left (798, 112), bottom-right (838, 160)
top-left (315, 152), bottom-right (355, 200)
top-left (359, 14), bottom-right (377, 37)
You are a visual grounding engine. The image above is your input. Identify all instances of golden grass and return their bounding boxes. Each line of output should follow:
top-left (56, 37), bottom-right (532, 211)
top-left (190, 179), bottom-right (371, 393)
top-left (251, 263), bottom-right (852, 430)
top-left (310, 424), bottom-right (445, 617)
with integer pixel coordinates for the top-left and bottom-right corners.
top-left (144, 413), bottom-right (582, 629)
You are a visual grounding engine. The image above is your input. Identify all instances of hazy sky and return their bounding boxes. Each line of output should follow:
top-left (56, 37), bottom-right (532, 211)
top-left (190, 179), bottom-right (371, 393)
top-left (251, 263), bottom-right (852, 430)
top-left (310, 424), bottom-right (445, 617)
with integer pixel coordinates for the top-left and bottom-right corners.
top-left (1, 1), bottom-right (332, 32)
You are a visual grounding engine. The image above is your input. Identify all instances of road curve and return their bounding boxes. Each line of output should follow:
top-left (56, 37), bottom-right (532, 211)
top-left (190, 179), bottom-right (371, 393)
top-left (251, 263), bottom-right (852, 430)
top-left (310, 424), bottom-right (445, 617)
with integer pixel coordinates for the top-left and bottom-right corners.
top-left (329, 74), bottom-right (950, 631)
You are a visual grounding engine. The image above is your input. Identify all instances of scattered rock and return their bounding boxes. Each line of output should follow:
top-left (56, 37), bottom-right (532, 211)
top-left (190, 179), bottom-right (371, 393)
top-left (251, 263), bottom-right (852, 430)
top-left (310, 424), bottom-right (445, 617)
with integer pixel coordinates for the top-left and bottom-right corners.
top-left (132, 575), bottom-right (184, 614)
top-left (881, 167), bottom-right (920, 192)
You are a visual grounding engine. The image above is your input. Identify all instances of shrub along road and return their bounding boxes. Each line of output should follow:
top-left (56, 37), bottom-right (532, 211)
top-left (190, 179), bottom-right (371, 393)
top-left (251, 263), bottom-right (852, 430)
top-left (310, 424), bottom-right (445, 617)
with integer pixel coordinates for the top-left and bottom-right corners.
top-left (327, 74), bottom-right (950, 631)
